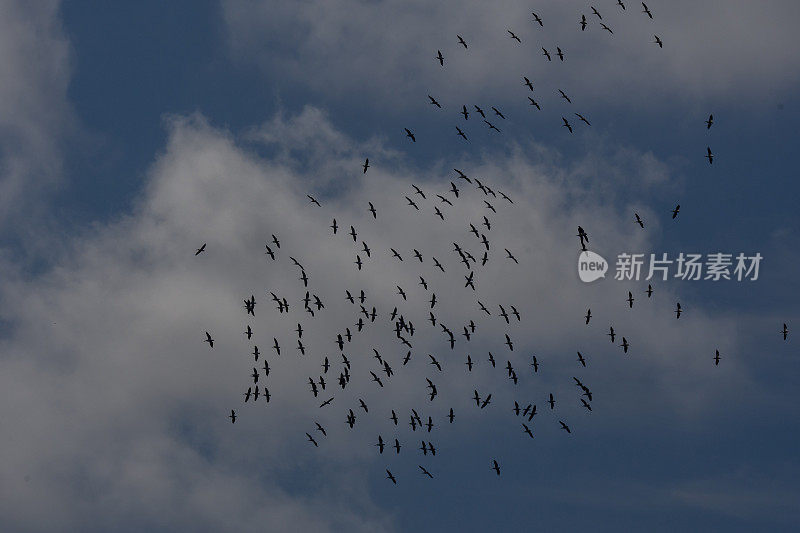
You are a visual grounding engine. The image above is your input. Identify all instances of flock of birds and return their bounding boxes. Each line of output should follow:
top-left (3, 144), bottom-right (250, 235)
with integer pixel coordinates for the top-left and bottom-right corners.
top-left (424, 10), bottom-right (605, 129)
top-left (193, 3), bottom-right (789, 484)
top-left (423, 4), bottom-right (718, 171)
top-left (201, 172), bottom-right (589, 482)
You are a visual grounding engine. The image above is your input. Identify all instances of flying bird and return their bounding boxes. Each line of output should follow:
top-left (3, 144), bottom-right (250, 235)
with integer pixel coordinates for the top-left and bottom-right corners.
top-left (577, 226), bottom-right (589, 247)
top-left (484, 120), bottom-right (501, 133)
top-left (454, 168), bottom-right (471, 182)
top-left (505, 334), bottom-right (514, 351)
top-left (481, 394), bottom-right (492, 409)
top-left (524, 76), bottom-right (534, 91)
top-left (195, 243), bottom-right (206, 255)
top-left (522, 423), bottom-right (534, 439)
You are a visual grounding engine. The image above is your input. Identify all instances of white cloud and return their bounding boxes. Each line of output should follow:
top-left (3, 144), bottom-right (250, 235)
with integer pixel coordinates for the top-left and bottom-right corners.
top-left (0, 1), bottom-right (73, 225)
top-left (222, 0), bottom-right (800, 111)
top-left (0, 107), bottom-right (747, 529)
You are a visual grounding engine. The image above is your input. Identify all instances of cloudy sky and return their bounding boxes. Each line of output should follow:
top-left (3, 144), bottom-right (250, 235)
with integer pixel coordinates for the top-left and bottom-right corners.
top-left (1, 1), bottom-right (798, 531)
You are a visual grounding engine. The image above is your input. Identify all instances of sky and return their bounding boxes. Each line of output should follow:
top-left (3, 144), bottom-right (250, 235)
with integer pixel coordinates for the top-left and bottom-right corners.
top-left (0, 1), bottom-right (798, 531)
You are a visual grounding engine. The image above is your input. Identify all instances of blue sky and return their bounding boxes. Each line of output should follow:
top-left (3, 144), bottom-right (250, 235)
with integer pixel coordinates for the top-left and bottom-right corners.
top-left (1, 1), bottom-right (799, 531)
